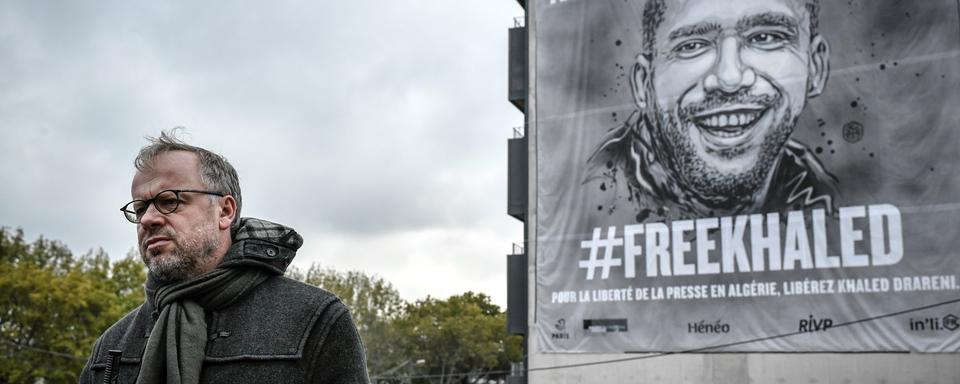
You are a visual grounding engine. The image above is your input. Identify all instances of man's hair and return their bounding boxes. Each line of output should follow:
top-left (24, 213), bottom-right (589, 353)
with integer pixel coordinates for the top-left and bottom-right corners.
top-left (641, 0), bottom-right (820, 56)
top-left (134, 128), bottom-right (242, 229)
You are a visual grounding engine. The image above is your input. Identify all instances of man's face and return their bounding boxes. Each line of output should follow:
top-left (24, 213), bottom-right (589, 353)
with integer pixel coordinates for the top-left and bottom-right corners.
top-left (640, 0), bottom-right (823, 202)
top-left (132, 151), bottom-right (223, 282)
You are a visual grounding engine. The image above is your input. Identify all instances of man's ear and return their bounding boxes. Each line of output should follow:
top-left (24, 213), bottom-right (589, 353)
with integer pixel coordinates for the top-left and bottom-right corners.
top-left (632, 53), bottom-right (653, 109)
top-left (807, 34), bottom-right (830, 98)
top-left (218, 196), bottom-right (237, 230)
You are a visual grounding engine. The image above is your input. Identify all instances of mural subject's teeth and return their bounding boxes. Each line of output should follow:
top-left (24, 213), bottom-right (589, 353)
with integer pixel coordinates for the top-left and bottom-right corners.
top-left (698, 110), bottom-right (761, 129)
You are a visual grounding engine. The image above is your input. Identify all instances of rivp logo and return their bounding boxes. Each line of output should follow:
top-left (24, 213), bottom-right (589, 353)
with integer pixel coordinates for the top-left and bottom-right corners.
top-left (551, 318), bottom-right (570, 340)
top-left (799, 314), bottom-right (833, 333)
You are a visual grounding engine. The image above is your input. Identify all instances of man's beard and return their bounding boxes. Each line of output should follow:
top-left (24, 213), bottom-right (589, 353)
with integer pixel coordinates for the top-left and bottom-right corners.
top-left (650, 91), bottom-right (796, 210)
top-left (140, 223), bottom-right (222, 283)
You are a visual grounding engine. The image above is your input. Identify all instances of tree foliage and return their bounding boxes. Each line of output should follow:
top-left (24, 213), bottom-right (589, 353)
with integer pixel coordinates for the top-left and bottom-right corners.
top-left (0, 230), bottom-right (521, 384)
top-left (391, 292), bottom-right (522, 384)
top-left (0, 228), bottom-right (145, 384)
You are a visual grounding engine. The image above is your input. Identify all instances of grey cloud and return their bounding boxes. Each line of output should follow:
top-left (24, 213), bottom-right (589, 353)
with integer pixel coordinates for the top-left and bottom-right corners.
top-left (0, 0), bottom-right (524, 261)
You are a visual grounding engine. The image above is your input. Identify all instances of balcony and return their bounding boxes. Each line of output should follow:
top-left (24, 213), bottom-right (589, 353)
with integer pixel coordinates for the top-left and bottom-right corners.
top-left (508, 17), bottom-right (527, 113)
top-left (507, 126), bottom-right (527, 221)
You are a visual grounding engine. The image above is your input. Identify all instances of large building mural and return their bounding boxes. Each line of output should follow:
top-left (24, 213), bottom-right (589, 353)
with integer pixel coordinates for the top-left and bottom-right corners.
top-left (535, 0), bottom-right (960, 352)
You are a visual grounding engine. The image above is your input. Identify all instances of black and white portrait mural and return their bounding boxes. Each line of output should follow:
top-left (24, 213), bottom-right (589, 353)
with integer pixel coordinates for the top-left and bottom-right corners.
top-left (535, 0), bottom-right (960, 352)
top-left (588, 0), bottom-right (838, 219)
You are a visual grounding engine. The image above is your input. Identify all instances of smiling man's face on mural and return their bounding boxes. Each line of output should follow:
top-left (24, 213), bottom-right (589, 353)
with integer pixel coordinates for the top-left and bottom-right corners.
top-left (634, 0), bottom-right (829, 205)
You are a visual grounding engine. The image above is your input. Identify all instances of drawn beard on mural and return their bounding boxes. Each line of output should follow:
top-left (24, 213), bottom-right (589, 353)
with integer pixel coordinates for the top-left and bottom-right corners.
top-left (646, 85), bottom-right (797, 209)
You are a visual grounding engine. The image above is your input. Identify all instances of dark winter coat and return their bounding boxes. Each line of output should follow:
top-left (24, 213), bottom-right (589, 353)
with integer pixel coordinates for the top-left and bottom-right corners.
top-left (79, 218), bottom-right (369, 384)
top-left (80, 275), bottom-right (369, 384)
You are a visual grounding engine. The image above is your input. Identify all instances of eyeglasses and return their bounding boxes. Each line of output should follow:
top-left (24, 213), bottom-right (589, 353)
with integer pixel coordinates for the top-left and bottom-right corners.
top-left (120, 189), bottom-right (225, 223)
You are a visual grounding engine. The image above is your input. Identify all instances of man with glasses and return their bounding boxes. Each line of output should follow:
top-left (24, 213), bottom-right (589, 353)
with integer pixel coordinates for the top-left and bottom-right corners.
top-left (79, 131), bottom-right (369, 384)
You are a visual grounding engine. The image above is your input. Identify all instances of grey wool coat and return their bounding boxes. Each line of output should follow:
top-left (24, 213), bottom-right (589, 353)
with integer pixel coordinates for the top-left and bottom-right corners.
top-left (79, 219), bottom-right (369, 384)
top-left (79, 276), bottom-right (369, 384)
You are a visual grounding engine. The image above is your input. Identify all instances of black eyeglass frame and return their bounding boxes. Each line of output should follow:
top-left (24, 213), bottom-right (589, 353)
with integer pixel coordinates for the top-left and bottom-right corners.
top-left (120, 189), bottom-right (226, 224)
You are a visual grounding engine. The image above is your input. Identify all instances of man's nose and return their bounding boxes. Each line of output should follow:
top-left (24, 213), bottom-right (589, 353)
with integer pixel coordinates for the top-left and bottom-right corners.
top-left (703, 36), bottom-right (756, 93)
top-left (139, 203), bottom-right (165, 229)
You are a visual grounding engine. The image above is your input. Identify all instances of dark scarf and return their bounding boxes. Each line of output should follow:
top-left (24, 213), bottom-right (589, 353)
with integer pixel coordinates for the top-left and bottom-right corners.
top-left (135, 218), bottom-right (303, 384)
top-left (586, 111), bottom-right (838, 219)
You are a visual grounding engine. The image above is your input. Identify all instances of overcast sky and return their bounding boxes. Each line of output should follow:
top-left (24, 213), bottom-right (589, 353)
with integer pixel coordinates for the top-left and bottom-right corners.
top-left (0, 1), bottom-right (525, 307)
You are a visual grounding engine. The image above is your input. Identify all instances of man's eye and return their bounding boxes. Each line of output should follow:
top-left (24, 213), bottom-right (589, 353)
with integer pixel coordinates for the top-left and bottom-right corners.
top-left (677, 41), bottom-right (706, 52)
top-left (157, 197), bottom-right (179, 210)
top-left (749, 32), bottom-right (788, 48)
top-left (673, 40), bottom-right (710, 57)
